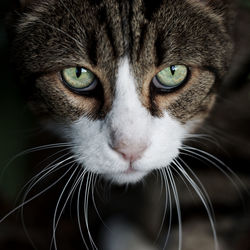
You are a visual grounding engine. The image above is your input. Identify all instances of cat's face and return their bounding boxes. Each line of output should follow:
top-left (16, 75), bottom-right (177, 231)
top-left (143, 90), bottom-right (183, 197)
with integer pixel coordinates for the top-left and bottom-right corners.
top-left (11, 0), bottom-right (234, 184)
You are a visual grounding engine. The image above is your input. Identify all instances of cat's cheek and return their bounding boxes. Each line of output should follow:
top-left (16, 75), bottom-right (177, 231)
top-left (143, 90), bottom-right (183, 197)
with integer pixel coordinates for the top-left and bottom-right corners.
top-left (132, 114), bottom-right (185, 172)
top-left (150, 69), bottom-right (216, 123)
top-left (35, 74), bottom-right (103, 121)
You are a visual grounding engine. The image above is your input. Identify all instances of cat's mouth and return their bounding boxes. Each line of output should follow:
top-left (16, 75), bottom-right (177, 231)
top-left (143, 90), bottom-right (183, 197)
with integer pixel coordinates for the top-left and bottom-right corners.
top-left (123, 168), bottom-right (137, 174)
top-left (107, 164), bottom-right (149, 184)
top-left (123, 163), bottom-right (137, 174)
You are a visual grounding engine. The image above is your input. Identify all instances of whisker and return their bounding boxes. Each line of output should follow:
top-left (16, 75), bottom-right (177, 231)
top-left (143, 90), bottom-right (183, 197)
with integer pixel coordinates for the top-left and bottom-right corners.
top-left (184, 133), bottom-right (221, 149)
top-left (20, 155), bottom-right (74, 250)
top-left (172, 159), bottom-right (219, 250)
top-left (0, 143), bottom-right (74, 180)
top-left (52, 165), bottom-right (88, 249)
top-left (53, 165), bottom-right (86, 231)
top-left (165, 167), bottom-right (182, 250)
top-left (77, 169), bottom-right (90, 250)
top-left (21, 156), bottom-right (76, 209)
top-left (0, 161), bottom-right (75, 224)
top-left (180, 146), bottom-right (246, 196)
top-left (51, 163), bottom-right (79, 250)
top-left (176, 157), bottom-right (214, 218)
top-left (91, 174), bottom-right (110, 232)
top-left (69, 166), bottom-right (86, 215)
top-left (155, 169), bottom-right (172, 249)
top-left (84, 173), bottom-right (98, 250)
top-left (18, 153), bottom-right (73, 202)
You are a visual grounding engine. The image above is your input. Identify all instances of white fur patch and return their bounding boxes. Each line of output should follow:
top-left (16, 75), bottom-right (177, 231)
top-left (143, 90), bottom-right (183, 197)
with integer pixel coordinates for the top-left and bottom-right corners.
top-left (60, 57), bottom-right (191, 184)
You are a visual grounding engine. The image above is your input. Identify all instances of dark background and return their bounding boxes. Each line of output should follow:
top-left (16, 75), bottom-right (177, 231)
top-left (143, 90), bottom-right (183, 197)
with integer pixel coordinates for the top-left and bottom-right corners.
top-left (0, 1), bottom-right (250, 250)
top-left (0, 1), bottom-right (34, 201)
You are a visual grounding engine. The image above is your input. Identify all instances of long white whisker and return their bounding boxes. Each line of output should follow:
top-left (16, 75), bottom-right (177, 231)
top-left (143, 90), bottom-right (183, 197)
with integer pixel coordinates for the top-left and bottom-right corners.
top-left (180, 146), bottom-right (246, 196)
top-left (0, 143), bottom-right (74, 180)
top-left (182, 146), bottom-right (243, 183)
top-left (162, 168), bottom-right (173, 249)
top-left (19, 153), bottom-right (74, 201)
top-left (20, 155), bottom-right (75, 250)
top-left (54, 165), bottom-right (86, 231)
top-left (0, 161), bottom-right (75, 224)
top-left (155, 169), bottom-right (172, 249)
top-left (51, 163), bottom-right (79, 250)
top-left (21, 156), bottom-right (76, 211)
top-left (166, 167), bottom-right (182, 250)
top-left (172, 160), bottom-right (219, 250)
top-left (184, 133), bottom-right (221, 149)
top-left (91, 174), bottom-right (110, 232)
top-left (77, 169), bottom-right (90, 250)
top-left (84, 173), bottom-right (98, 250)
top-left (176, 157), bottom-right (215, 218)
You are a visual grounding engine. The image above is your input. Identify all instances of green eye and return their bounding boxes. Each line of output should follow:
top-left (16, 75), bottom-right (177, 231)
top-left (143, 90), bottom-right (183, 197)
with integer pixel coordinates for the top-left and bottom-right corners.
top-left (153, 65), bottom-right (189, 91)
top-left (61, 67), bottom-right (97, 93)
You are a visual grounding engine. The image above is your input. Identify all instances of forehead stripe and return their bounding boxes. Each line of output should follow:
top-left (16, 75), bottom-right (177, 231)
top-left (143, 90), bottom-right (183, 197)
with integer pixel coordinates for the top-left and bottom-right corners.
top-left (143, 0), bottom-right (164, 20)
top-left (86, 31), bottom-right (98, 65)
top-left (137, 23), bottom-right (148, 61)
top-left (155, 31), bottom-right (168, 66)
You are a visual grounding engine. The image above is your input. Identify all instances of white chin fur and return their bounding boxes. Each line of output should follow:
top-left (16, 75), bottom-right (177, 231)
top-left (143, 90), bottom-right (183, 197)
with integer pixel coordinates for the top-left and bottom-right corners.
top-left (103, 170), bottom-right (150, 185)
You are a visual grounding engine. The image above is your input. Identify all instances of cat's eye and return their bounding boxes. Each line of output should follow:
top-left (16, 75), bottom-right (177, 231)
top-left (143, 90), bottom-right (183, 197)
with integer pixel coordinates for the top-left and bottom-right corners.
top-left (61, 67), bottom-right (97, 93)
top-left (152, 65), bottom-right (189, 91)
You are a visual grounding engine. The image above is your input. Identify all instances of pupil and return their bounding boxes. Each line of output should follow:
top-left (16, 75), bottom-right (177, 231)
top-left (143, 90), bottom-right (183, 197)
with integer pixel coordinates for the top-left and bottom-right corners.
top-left (76, 67), bottom-right (82, 78)
top-left (170, 65), bottom-right (176, 75)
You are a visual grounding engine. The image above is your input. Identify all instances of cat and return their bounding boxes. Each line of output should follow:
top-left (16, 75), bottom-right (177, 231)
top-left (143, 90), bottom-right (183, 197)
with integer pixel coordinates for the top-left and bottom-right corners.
top-left (3, 0), bottom-right (249, 249)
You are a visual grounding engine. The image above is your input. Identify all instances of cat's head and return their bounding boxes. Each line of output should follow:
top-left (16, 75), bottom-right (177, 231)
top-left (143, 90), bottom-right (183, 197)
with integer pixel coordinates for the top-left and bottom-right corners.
top-left (10, 0), bottom-right (235, 184)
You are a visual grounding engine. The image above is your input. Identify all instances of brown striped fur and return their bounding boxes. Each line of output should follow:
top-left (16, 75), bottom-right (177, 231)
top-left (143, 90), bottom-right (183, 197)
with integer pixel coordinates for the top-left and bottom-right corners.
top-left (8, 0), bottom-right (235, 123)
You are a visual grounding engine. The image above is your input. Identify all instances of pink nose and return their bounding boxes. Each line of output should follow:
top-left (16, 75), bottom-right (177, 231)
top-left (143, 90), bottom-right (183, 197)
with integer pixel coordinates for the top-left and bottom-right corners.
top-left (113, 142), bottom-right (148, 162)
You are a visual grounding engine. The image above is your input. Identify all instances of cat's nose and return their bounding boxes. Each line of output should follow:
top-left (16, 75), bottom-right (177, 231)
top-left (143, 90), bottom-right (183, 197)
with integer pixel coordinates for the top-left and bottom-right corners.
top-left (112, 141), bottom-right (148, 162)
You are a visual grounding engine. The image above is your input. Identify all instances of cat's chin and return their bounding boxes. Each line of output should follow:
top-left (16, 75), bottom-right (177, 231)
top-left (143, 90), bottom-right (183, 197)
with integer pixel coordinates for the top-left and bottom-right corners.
top-left (103, 170), bottom-right (149, 185)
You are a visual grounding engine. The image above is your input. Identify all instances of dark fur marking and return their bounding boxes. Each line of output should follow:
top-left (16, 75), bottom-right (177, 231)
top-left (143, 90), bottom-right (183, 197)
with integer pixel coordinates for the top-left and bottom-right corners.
top-left (97, 6), bottom-right (107, 25)
top-left (137, 23), bottom-right (148, 61)
top-left (143, 0), bottom-right (163, 20)
top-left (106, 24), bottom-right (118, 58)
top-left (149, 82), bottom-right (162, 117)
top-left (128, 0), bottom-right (134, 53)
top-left (87, 0), bottom-right (102, 6)
top-left (85, 80), bottom-right (106, 120)
top-left (86, 31), bottom-right (98, 66)
top-left (98, 6), bottom-right (117, 58)
top-left (155, 31), bottom-right (168, 67)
